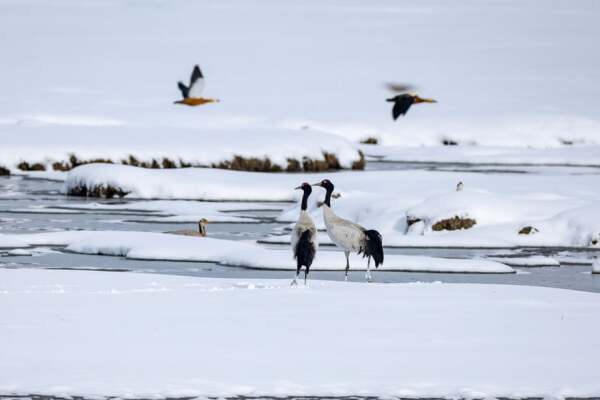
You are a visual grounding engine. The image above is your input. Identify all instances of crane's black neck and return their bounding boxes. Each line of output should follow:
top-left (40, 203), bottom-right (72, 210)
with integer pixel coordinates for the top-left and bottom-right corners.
top-left (301, 188), bottom-right (311, 211)
top-left (323, 187), bottom-right (333, 208)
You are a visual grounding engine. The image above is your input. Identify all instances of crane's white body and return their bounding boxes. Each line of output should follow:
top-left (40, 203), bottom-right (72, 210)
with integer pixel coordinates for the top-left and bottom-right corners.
top-left (322, 204), bottom-right (372, 281)
top-left (322, 205), bottom-right (364, 252)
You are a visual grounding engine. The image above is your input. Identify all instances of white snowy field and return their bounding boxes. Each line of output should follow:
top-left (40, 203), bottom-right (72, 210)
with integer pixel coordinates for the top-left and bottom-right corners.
top-left (1, 0), bottom-right (600, 171)
top-left (0, 230), bottom-right (513, 273)
top-left (1, 268), bottom-right (600, 398)
top-left (65, 164), bottom-right (600, 248)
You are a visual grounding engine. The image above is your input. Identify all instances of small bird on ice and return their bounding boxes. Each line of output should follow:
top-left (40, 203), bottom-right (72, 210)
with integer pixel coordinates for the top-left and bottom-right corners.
top-left (456, 181), bottom-right (464, 191)
top-left (167, 218), bottom-right (209, 237)
top-left (385, 82), bottom-right (436, 119)
top-left (313, 179), bottom-right (384, 282)
top-left (291, 182), bottom-right (318, 286)
top-left (174, 65), bottom-right (220, 106)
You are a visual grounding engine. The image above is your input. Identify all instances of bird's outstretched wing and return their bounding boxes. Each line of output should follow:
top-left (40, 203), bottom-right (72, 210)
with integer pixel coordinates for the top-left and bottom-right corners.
top-left (390, 95), bottom-right (414, 119)
top-left (177, 81), bottom-right (189, 99)
top-left (385, 82), bottom-right (415, 93)
top-left (188, 65), bottom-right (205, 98)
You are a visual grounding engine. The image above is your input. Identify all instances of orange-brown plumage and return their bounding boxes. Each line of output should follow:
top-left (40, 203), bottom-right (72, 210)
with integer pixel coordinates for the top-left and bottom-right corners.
top-left (174, 97), bottom-right (219, 106)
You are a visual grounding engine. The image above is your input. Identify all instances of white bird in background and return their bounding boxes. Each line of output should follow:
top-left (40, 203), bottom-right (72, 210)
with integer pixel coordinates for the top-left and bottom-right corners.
top-left (313, 179), bottom-right (383, 282)
top-left (290, 182), bottom-right (318, 285)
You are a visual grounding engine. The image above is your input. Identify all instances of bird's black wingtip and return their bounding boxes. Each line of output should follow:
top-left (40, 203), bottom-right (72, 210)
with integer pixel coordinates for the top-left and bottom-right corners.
top-left (192, 64), bottom-right (203, 79)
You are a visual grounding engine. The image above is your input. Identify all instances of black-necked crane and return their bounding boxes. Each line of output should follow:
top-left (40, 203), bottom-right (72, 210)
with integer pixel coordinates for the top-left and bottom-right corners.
top-left (174, 65), bottom-right (220, 106)
top-left (385, 82), bottom-right (436, 119)
top-left (313, 179), bottom-right (383, 282)
top-left (167, 218), bottom-right (209, 237)
top-left (291, 182), bottom-right (318, 285)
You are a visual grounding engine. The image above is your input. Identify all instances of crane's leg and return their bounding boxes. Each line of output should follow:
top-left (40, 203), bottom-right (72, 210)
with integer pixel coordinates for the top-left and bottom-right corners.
top-left (365, 256), bottom-right (372, 282)
top-left (344, 251), bottom-right (350, 282)
top-left (304, 267), bottom-right (308, 286)
top-left (291, 263), bottom-right (301, 286)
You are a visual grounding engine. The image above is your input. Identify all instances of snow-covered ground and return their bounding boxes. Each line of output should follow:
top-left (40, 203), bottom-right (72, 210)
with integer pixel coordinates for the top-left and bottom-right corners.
top-left (3, 0), bottom-right (600, 396)
top-left (0, 230), bottom-right (513, 273)
top-left (65, 164), bottom-right (600, 248)
top-left (1, 0), bottom-right (600, 171)
top-left (1, 268), bottom-right (600, 398)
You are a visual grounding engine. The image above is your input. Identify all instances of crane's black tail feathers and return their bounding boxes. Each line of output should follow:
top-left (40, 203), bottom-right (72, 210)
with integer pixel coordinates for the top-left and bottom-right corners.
top-left (295, 230), bottom-right (316, 270)
top-left (361, 229), bottom-right (384, 268)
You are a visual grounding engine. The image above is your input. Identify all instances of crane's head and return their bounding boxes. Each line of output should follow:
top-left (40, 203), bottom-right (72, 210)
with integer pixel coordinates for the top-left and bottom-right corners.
top-left (312, 179), bottom-right (334, 192)
top-left (294, 182), bottom-right (312, 194)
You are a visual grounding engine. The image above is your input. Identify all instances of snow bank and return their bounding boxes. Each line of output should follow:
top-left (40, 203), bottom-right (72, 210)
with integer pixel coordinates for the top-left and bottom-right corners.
top-left (0, 230), bottom-right (513, 274)
top-left (486, 256), bottom-right (560, 267)
top-left (0, 235), bottom-right (27, 248)
top-left (0, 125), bottom-right (363, 172)
top-left (1, 269), bottom-right (599, 398)
top-left (364, 144), bottom-right (600, 166)
top-left (66, 164), bottom-right (300, 200)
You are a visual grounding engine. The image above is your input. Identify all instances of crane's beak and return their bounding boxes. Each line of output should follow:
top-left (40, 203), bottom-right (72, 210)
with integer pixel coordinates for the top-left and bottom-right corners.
top-left (414, 96), bottom-right (437, 104)
top-left (311, 182), bottom-right (322, 187)
top-left (294, 185), bottom-right (303, 190)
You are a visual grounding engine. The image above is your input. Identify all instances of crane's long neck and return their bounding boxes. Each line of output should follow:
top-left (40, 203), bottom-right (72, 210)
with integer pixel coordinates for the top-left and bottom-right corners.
top-left (323, 187), bottom-right (332, 208)
top-left (301, 189), bottom-right (310, 211)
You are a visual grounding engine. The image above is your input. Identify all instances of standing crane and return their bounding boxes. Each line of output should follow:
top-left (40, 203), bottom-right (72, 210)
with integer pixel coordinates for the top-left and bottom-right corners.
top-left (313, 179), bottom-right (383, 282)
top-left (291, 182), bottom-right (318, 285)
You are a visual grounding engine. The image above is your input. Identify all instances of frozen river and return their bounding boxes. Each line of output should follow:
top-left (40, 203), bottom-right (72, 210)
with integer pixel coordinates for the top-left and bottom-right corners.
top-left (2, 163), bottom-right (599, 293)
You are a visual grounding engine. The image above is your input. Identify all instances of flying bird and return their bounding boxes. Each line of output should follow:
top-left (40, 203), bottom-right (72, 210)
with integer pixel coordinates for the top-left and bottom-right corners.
top-left (385, 82), bottom-right (436, 119)
top-left (174, 65), bottom-right (219, 106)
top-left (291, 183), bottom-right (318, 285)
top-left (313, 179), bottom-right (383, 282)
